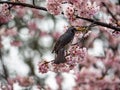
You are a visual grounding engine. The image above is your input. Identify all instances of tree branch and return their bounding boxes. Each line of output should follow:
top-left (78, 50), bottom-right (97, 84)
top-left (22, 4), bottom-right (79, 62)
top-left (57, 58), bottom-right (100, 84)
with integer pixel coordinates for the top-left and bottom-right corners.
top-left (101, 2), bottom-right (118, 23)
top-left (76, 16), bottom-right (120, 31)
top-left (0, 1), bottom-right (120, 31)
top-left (0, 1), bottom-right (47, 11)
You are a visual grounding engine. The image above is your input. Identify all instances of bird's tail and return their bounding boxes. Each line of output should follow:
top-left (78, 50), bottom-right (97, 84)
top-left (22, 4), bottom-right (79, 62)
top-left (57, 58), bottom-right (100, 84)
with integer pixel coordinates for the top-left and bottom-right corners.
top-left (52, 50), bottom-right (54, 53)
top-left (54, 47), bottom-right (66, 64)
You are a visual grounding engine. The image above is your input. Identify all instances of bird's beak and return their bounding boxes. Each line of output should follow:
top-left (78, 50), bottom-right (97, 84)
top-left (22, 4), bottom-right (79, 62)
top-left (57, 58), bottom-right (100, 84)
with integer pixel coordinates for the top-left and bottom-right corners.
top-left (75, 26), bottom-right (87, 32)
top-left (75, 23), bottom-right (96, 32)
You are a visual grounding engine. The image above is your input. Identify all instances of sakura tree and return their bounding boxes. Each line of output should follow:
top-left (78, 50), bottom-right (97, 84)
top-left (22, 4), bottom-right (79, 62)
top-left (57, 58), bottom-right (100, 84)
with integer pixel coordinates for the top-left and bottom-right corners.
top-left (0, 0), bottom-right (120, 90)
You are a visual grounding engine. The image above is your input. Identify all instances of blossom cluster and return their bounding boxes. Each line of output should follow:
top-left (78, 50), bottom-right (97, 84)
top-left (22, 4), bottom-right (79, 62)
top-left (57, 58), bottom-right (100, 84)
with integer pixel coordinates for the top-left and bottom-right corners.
top-left (7, 76), bottom-right (34, 87)
top-left (0, 4), bottom-right (13, 24)
top-left (39, 47), bottom-right (87, 73)
top-left (0, 0), bottom-right (120, 89)
top-left (0, 76), bottom-right (34, 90)
top-left (38, 27), bottom-right (92, 73)
top-left (73, 50), bottom-right (120, 89)
top-left (11, 0), bottom-right (26, 3)
top-left (47, 0), bottom-right (99, 26)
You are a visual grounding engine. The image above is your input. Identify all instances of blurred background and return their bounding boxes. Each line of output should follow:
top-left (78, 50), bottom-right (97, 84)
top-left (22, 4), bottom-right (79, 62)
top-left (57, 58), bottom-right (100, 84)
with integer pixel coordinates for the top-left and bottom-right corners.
top-left (0, 0), bottom-right (120, 90)
top-left (0, 0), bottom-right (72, 89)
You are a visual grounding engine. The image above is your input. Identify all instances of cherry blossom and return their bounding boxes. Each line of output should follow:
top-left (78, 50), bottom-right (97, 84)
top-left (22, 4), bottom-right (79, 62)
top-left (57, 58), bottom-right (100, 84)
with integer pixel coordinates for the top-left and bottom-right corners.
top-left (38, 61), bottom-right (49, 73)
top-left (47, 0), bottom-right (62, 15)
top-left (47, 0), bottom-right (99, 26)
top-left (0, 4), bottom-right (13, 24)
top-left (3, 27), bottom-right (18, 36)
top-left (0, 0), bottom-right (120, 90)
top-left (38, 46), bottom-right (87, 73)
top-left (10, 40), bottom-right (22, 47)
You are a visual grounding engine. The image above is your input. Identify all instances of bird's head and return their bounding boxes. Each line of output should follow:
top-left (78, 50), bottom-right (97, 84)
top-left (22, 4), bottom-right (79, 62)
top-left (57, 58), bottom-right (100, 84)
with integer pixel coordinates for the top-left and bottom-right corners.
top-left (67, 26), bottom-right (77, 33)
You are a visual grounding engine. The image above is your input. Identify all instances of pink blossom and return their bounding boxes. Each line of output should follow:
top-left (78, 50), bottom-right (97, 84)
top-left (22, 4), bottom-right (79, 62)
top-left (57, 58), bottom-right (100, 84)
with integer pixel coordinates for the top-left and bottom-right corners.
top-left (0, 43), bottom-right (3, 48)
top-left (16, 76), bottom-right (34, 87)
top-left (52, 31), bottom-right (61, 40)
top-left (27, 20), bottom-right (38, 35)
top-left (1, 3), bottom-right (9, 11)
top-left (7, 78), bottom-right (16, 85)
top-left (47, 0), bottom-right (62, 15)
top-left (51, 63), bottom-right (70, 72)
top-left (11, 0), bottom-right (26, 3)
top-left (39, 31), bottom-right (48, 37)
top-left (38, 47), bottom-right (87, 73)
top-left (69, 19), bottom-right (84, 27)
top-left (112, 31), bottom-right (120, 37)
top-left (10, 40), bottom-right (22, 47)
top-left (15, 7), bottom-right (26, 17)
top-left (32, 9), bottom-right (44, 19)
top-left (0, 15), bottom-right (12, 24)
top-left (28, 21), bottom-right (37, 30)
top-left (67, 46), bottom-right (87, 64)
top-left (55, 74), bottom-right (63, 90)
top-left (0, 4), bottom-right (13, 24)
top-left (47, 0), bottom-right (99, 26)
top-left (7, 76), bottom-right (34, 87)
top-left (62, 3), bottom-right (75, 19)
top-left (38, 61), bottom-right (49, 73)
top-left (55, 74), bottom-right (63, 85)
top-left (4, 27), bottom-right (18, 36)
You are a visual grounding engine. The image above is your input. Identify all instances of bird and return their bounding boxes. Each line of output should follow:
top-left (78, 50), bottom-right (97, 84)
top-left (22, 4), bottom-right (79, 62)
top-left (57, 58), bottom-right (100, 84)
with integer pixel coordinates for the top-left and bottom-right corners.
top-left (54, 47), bottom-right (66, 64)
top-left (52, 26), bottom-right (77, 54)
top-left (52, 25), bottom-right (92, 54)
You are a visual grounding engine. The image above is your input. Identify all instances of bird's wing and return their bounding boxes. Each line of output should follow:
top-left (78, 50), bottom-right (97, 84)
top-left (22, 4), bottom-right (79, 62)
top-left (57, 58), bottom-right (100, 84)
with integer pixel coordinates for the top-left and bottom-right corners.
top-left (52, 30), bottom-right (74, 53)
top-left (52, 39), bottom-right (62, 53)
top-left (54, 48), bottom-right (66, 64)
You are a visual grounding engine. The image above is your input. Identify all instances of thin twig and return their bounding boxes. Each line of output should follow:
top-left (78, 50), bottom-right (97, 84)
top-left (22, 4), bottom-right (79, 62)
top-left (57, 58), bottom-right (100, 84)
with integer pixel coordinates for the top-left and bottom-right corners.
top-left (33, 0), bottom-right (35, 6)
top-left (0, 1), bottom-right (47, 11)
top-left (0, 50), bottom-right (8, 79)
top-left (76, 16), bottom-right (120, 31)
top-left (102, 2), bottom-right (118, 23)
